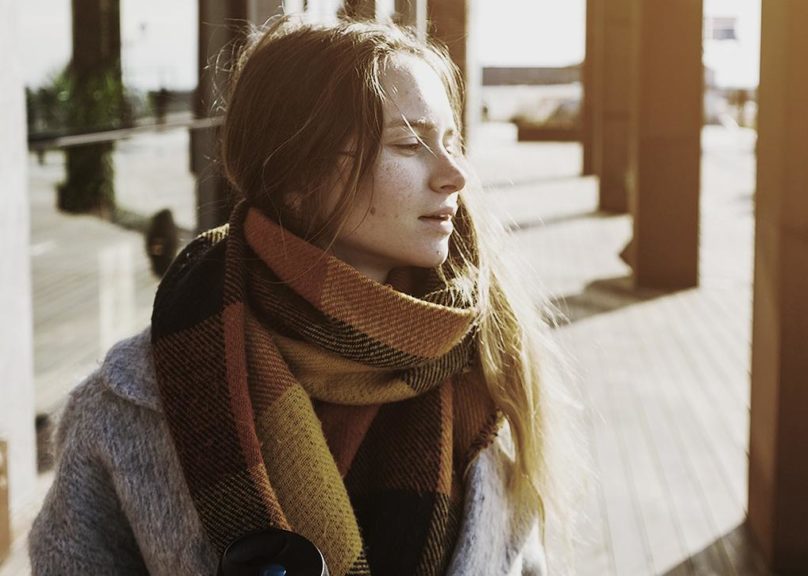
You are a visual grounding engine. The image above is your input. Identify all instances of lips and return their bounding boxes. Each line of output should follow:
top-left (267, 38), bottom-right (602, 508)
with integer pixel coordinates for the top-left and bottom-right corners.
top-left (419, 207), bottom-right (456, 234)
top-left (419, 207), bottom-right (457, 221)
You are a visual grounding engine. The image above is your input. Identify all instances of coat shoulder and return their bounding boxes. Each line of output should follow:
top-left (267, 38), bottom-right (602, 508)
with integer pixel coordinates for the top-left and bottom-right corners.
top-left (30, 329), bottom-right (216, 575)
top-left (97, 327), bottom-right (162, 411)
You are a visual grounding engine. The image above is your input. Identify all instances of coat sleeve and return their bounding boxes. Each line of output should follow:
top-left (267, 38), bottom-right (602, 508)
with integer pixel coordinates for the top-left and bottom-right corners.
top-left (519, 522), bottom-right (548, 576)
top-left (28, 375), bottom-right (149, 575)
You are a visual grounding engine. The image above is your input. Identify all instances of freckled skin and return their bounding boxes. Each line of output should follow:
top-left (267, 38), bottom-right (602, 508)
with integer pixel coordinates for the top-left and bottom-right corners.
top-left (329, 55), bottom-right (467, 284)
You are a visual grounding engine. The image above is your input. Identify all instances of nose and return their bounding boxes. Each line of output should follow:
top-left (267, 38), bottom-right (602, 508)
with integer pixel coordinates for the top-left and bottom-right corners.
top-left (429, 151), bottom-right (466, 194)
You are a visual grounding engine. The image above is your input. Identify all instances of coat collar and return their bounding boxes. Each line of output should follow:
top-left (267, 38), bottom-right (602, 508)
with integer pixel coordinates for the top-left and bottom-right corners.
top-left (100, 328), bottom-right (162, 412)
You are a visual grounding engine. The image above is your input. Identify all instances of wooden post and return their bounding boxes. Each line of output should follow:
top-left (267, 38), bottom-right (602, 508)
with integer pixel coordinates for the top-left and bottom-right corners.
top-left (59, 0), bottom-right (123, 214)
top-left (630, 0), bottom-right (702, 288)
top-left (343, 0), bottom-right (376, 19)
top-left (596, 0), bottom-right (634, 213)
top-left (395, 0), bottom-right (427, 39)
top-left (193, 0), bottom-right (249, 232)
top-left (248, 0), bottom-right (284, 25)
top-left (428, 0), bottom-right (480, 147)
top-left (748, 1), bottom-right (808, 572)
top-left (581, 0), bottom-right (598, 177)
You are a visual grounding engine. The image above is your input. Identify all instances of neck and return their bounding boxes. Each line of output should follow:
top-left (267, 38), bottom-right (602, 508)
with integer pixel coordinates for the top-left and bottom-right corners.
top-left (354, 265), bottom-right (391, 284)
top-left (327, 247), bottom-right (393, 285)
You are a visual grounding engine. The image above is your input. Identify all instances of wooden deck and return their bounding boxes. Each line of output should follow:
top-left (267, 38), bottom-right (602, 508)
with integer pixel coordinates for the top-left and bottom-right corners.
top-left (1, 125), bottom-right (768, 575)
top-left (28, 149), bottom-right (161, 416)
top-left (472, 125), bottom-right (766, 575)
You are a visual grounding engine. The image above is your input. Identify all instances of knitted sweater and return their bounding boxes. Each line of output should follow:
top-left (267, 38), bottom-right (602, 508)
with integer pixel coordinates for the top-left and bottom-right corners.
top-left (29, 329), bottom-right (547, 575)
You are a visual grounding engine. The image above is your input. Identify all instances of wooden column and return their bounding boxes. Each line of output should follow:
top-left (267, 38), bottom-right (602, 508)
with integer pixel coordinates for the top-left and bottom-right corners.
top-left (630, 0), bottom-right (702, 289)
top-left (248, 0), bottom-right (284, 24)
top-left (193, 0), bottom-right (250, 232)
top-left (596, 0), bottom-right (634, 213)
top-left (581, 0), bottom-right (598, 177)
top-left (748, 2), bottom-right (808, 572)
top-left (0, 0), bottom-right (36, 545)
top-left (59, 0), bottom-right (122, 213)
top-left (197, 0), bottom-right (283, 108)
top-left (395, 0), bottom-right (427, 39)
top-left (428, 0), bottom-right (480, 147)
top-left (343, 0), bottom-right (376, 19)
top-left (71, 0), bottom-right (121, 75)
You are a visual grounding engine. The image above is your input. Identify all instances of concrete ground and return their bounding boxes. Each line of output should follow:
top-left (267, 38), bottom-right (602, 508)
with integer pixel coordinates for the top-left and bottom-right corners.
top-left (1, 122), bottom-right (766, 575)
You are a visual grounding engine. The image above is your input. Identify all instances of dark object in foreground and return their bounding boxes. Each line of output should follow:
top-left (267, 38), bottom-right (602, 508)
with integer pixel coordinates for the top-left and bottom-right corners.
top-left (58, 142), bottom-right (116, 214)
top-left (218, 528), bottom-right (329, 576)
top-left (146, 209), bottom-right (179, 277)
top-left (35, 413), bottom-right (55, 472)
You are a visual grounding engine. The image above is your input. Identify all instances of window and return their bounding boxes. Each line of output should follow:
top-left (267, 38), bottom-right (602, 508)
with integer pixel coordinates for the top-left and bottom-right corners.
top-left (705, 16), bottom-right (738, 41)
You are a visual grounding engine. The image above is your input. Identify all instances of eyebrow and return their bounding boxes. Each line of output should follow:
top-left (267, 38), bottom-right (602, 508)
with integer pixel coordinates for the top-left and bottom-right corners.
top-left (385, 118), bottom-right (455, 133)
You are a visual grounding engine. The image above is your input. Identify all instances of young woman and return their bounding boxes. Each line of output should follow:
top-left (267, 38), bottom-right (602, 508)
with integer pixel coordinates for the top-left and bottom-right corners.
top-left (30, 16), bottom-right (574, 576)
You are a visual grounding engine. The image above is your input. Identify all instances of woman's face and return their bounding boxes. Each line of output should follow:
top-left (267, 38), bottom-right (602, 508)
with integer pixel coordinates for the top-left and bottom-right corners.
top-left (329, 54), bottom-right (467, 284)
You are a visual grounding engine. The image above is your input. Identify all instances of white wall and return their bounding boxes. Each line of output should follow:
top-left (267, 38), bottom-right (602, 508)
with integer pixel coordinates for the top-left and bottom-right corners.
top-left (478, 0), bottom-right (586, 67)
top-left (121, 0), bottom-right (198, 90)
top-left (19, 0), bottom-right (71, 88)
top-left (0, 0), bottom-right (38, 518)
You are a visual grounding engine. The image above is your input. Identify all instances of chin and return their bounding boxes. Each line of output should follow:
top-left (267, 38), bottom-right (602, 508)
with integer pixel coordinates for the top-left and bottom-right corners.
top-left (407, 248), bottom-right (450, 269)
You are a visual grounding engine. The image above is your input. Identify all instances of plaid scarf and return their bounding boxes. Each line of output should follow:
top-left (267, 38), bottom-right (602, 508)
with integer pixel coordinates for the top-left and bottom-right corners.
top-left (151, 203), bottom-right (499, 576)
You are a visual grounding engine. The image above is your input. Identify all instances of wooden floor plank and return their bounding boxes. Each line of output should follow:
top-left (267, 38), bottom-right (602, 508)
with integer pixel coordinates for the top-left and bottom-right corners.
top-left (589, 381), bottom-right (652, 576)
top-left (668, 293), bottom-right (748, 508)
top-left (594, 318), bottom-right (691, 576)
top-left (582, 428), bottom-right (618, 576)
top-left (637, 301), bottom-right (744, 574)
top-left (620, 303), bottom-right (732, 574)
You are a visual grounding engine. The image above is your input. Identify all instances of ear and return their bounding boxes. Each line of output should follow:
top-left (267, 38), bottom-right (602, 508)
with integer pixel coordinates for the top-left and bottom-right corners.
top-left (284, 190), bottom-right (305, 217)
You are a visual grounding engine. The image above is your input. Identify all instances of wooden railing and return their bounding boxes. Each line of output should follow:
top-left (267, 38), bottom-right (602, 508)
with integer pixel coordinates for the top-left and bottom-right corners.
top-left (28, 115), bottom-right (224, 151)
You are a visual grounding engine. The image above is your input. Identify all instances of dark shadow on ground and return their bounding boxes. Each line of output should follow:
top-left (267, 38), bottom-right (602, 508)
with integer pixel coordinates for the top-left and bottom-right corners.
top-left (507, 208), bottom-right (624, 232)
top-left (660, 521), bottom-right (772, 576)
top-left (550, 275), bottom-right (675, 325)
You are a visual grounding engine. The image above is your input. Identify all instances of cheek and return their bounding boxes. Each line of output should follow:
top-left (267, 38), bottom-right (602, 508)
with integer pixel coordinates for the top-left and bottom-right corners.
top-left (369, 162), bottom-right (418, 217)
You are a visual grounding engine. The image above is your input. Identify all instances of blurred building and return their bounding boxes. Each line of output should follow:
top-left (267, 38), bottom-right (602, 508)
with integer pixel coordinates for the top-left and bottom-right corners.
top-left (704, 0), bottom-right (760, 90)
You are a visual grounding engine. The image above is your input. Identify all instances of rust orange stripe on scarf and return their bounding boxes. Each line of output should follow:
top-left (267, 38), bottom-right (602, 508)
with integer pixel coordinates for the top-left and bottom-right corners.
top-left (244, 208), bottom-right (475, 359)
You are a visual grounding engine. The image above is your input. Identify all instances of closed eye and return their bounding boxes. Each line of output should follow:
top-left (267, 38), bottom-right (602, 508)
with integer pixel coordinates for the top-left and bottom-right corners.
top-left (393, 141), bottom-right (425, 153)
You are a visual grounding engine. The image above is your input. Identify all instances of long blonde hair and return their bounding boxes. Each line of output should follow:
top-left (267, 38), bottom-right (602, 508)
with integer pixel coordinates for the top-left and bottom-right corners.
top-left (221, 16), bottom-right (583, 539)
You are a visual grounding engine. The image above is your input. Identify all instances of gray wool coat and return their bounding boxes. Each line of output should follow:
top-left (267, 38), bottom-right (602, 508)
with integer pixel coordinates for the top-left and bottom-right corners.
top-left (29, 329), bottom-right (547, 575)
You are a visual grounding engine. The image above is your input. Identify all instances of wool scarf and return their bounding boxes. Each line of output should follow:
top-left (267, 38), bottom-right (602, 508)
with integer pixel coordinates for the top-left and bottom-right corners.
top-left (151, 202), bottom-right (500, 576)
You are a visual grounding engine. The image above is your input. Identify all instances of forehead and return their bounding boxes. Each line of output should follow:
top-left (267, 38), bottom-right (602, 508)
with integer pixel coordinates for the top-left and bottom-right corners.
top-left (380, 54), bottom-right (454, 126)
